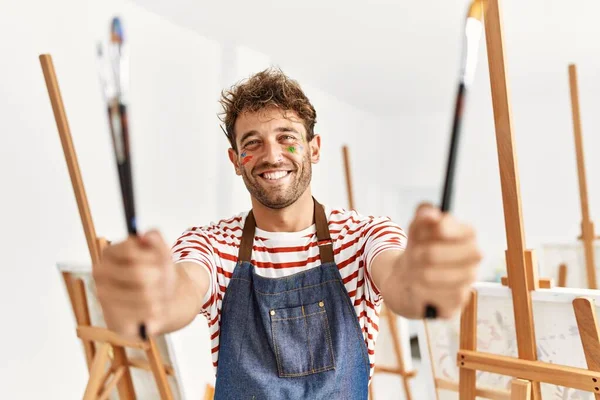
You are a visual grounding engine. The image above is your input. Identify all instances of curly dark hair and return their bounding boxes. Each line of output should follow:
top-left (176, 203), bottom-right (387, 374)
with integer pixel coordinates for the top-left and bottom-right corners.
top-left (218, 67), bottom-right (317, 152)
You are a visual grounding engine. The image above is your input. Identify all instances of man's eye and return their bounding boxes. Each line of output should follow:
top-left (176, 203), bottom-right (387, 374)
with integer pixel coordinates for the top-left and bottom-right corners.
top-left (244, 140), bottom-right (259, 147)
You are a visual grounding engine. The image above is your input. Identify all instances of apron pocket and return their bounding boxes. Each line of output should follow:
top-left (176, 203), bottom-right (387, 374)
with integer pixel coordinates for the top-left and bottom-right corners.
top-left (269, 300), bottom-right (335, 377)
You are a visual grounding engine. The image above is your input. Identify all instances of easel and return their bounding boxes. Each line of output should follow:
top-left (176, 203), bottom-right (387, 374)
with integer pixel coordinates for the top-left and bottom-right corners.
top-left (564, 63), bottom-right (598, 289)
top-left (455, 1), bottom-right (600, 399)
top-left (39, 54), bottom-right (177, 399)
top-left (538, 64), bottom-right (600, 289)
top-left (341, 145), bottom-right (416, 400)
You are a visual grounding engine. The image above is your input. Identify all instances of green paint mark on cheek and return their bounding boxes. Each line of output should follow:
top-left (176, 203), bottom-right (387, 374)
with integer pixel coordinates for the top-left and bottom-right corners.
top-left (287, 146), bottom-right (296, 154)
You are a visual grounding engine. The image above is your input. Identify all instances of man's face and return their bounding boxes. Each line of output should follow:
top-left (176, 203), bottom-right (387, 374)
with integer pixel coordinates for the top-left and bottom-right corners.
top-left (228, 108), bottom-right (321, 209)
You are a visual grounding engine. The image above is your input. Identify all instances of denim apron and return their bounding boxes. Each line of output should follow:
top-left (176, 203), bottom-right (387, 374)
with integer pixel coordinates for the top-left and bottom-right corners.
top-left (213, 199), bottom-right (371, 399)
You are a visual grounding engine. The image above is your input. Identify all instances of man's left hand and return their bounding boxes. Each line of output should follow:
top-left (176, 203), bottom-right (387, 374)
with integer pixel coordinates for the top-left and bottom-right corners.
top-left (394, 203), bottom-right (482, 319)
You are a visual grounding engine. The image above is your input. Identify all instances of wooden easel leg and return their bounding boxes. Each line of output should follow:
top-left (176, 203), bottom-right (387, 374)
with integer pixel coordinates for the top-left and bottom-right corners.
top-left (482, 0), bottom-right (542, 394)
top-left (98, 366), bottom-right (114, 392)
top-left (83, 343), bottom-right (111, 400)
top-left (510, 379), bottom-right (532, 400)
top-left (98, 366), bottom-right (126, 400)
top-left (146, 338), bottom-right (174, 400)
top-left (70, 276), bottom-right (96, 369)
top-left (459, 290), bottom-right (477, 400)
top-left (384, 308), bottom-right (413, 400)
top-left (203, 383), bottom-right (215, 400)
top-left (558, 263), bottom-right (568, 287)
top-left (568, 64), bottom-right (598, 290)
top-left (582, 221), bottom-right (598, 290)
top-left (422, 321), bottom-right (441, 400)
top-left (573, 298), bottom-right (600, 400)
top-left (94, 239), bottom-right (137, 399)
top-left (111, 346), bottom-right (137, 400)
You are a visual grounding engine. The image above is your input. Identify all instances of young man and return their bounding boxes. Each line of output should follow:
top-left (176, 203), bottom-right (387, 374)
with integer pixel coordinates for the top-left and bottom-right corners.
top-left (94, 68), bottom-right (482, 399)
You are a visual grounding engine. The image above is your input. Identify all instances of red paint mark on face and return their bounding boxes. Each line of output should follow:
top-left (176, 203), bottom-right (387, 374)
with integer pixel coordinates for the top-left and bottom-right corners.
top-left (242, 155), bottom-right (253, 165)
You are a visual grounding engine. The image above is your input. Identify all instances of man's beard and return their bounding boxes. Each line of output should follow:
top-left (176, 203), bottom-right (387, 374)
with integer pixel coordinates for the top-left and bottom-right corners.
top-left (241, 156), bottom-right (312, 209)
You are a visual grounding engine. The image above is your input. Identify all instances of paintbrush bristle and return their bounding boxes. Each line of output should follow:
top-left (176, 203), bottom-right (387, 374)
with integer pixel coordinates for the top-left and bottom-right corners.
top-left (111, 17), bottom-right (124, 44)
top-left (467, 0), bottom-right (487, 22)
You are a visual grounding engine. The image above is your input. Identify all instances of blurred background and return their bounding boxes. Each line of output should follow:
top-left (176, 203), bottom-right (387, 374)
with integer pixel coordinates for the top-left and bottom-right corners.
top-left (1, 0), bottom-right (600, 398)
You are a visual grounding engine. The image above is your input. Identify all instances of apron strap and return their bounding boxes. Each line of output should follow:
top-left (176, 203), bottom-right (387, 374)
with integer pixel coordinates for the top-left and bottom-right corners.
top-left (237, 198), bottom-right (335, 264)
top-left (238, 210), bottom-right (256, 263)
top-left (314, 199), bottom-right (334, 264)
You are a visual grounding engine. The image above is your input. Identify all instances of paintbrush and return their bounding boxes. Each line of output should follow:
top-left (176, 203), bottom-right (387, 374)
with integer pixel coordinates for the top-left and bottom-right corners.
top-left (98, 17), bottom-right (136, 235)
top-left (98, 17), bottom-right (146, 339)
top-left (108, 17), bottom-right (136, 236)
top-left (440, 0), bottom-right (486, 212)
top-left (425, 0), bottom-right (487, 319)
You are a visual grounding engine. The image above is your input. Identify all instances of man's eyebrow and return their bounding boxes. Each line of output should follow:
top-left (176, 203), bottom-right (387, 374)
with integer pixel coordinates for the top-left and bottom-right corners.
top-left (239, 130), bottom-right (259, 144)
top-left (275, 127), bottom-right (300, 135)
top-left (240, 127), bottom-right (301, 144)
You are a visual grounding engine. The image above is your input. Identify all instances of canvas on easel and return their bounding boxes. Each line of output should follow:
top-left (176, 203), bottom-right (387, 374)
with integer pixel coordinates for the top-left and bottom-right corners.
top-left (56, 261), bottom-right (183, 399)
top-left (419, 282), bottom-right (600, 400)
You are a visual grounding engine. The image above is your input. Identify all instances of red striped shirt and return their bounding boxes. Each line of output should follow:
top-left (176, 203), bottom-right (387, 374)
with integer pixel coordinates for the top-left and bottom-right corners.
top-left (171, 207), bottom-right (407, 379)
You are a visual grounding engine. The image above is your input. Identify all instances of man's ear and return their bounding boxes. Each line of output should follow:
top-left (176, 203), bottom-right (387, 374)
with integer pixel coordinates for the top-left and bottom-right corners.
top-left (309, 134), bottom-right (321, 164)
top-left (228, 148), bottom-right (242, 176)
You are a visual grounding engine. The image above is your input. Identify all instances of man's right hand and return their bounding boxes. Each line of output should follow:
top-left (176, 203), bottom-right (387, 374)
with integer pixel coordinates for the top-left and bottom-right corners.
top-left (93, 230), bottom-right (181, 340)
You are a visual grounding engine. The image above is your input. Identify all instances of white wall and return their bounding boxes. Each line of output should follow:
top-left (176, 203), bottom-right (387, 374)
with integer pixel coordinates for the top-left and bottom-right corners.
top-left (0, 0), bottom-right (408, 398)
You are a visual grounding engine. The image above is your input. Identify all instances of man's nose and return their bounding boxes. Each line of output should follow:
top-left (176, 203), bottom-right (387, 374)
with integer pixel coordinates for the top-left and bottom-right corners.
top-left (262, 140), bottom-right (284, 164)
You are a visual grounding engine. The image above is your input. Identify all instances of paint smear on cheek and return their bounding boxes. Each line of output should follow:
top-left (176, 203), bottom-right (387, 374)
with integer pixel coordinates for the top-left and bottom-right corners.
top-left (241, 153), bottom-right (253, 165)
top-left (287, 146), bottom-right (296, 154)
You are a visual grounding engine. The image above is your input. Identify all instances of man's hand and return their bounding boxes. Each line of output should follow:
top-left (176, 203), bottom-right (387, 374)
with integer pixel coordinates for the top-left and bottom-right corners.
top-left (401, 203), bottom-right (482, 319)
top-left (374, 203), bottom-right (482, 320)
top-left (93, 230), bottom-right (185, 340)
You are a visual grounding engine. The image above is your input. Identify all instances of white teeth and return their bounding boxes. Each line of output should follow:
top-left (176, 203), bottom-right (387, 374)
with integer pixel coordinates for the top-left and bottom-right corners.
top-left (263, 171), bottom-right (288, 180)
